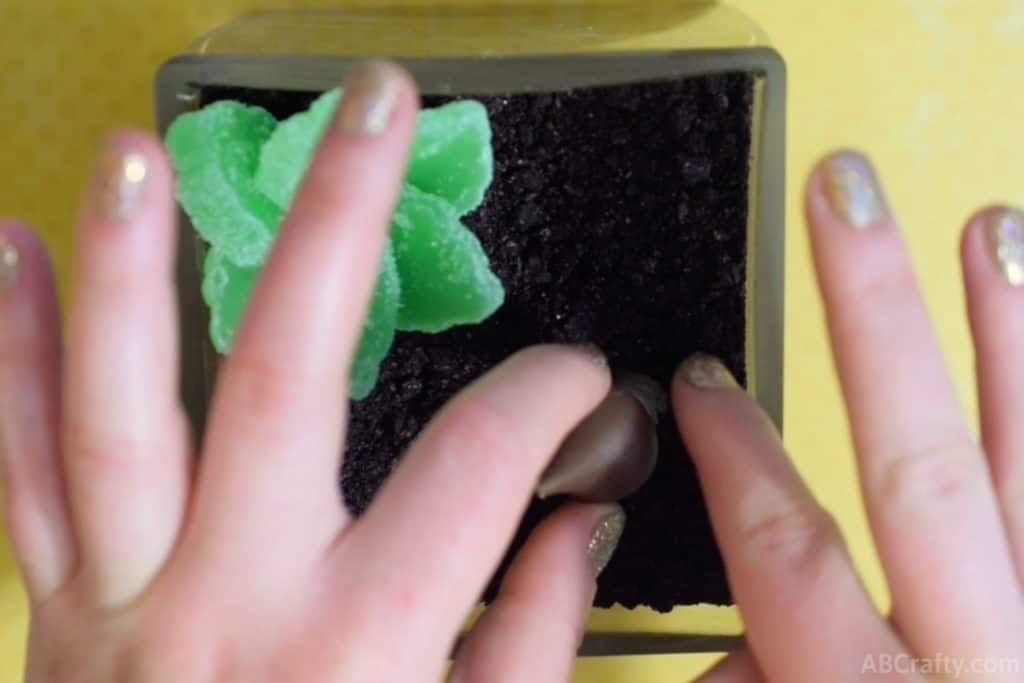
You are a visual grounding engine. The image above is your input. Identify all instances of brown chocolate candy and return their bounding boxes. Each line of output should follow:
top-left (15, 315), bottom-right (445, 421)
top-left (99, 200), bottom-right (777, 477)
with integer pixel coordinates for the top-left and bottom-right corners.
top-left (537, 372), bottom-right (664, 502)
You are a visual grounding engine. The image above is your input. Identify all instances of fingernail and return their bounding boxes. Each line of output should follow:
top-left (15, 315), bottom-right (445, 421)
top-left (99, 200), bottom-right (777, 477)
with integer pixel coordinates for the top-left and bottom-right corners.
top-left (89, 145), bottom-right (148, 222)
top-left (0, 234), bottom-right (19, 292)
top-left (588, 507), bottom-right (626, 578)
top-left (822, 151), bottom-right (889, 230)
top-left (986, 208), bottom-right (1024, 287)
top-left (679, 353), bottom-right (739, 390)
top-left (570, 342), bottom-right (608, 369)
top-left (336, 61), bottom-right (402, 136)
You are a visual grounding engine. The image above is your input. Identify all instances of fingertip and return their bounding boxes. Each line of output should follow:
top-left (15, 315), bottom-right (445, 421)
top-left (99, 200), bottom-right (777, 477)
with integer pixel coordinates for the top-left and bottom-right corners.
top-left (379, 59), bottom-right (421, 108)
top-left (0, 219), bottom-right (47, 255)
top-left (75, 130), bottom-right (178, 285)
top-left (806, 148), bottom-right (892, 233)
top-left (804, 148), bottom-right (860, 211)
top-left (0, 220), bottom-right (56, 306)
top-left (331, 60), bottom-right (420, 141)
top-left (512, 343), bottom-right (612, 391)
top-left (961, 204), bottom-right (1024, 289)
top-left (97, 128), bottom-right (175, 187)
top-left (505, 501), bottom-right (623, 588)
top-left (673, 353), bottom-right (740, 396)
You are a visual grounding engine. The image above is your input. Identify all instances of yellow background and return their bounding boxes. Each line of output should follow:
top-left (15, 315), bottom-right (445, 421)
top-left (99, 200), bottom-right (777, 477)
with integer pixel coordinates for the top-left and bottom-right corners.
top-left (1, 0), bottom-right (1022, 680)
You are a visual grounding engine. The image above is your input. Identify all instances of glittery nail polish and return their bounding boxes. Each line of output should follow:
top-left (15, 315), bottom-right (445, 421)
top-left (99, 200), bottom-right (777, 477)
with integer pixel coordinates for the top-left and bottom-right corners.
top-left (679, 353), bottom-right (739, 390)
top-left (823, 151), bottom-right (889, 230)
top-left (90, 147), bottom-right (148, 222)
top-left (0, 234), bottom-right (18, 292)
top-left (336, 61), bottom-right (401, 136)
top-left (587, 508), bottom-right (626, 578)
top-left (986, 208), bottom-right (1024, 287)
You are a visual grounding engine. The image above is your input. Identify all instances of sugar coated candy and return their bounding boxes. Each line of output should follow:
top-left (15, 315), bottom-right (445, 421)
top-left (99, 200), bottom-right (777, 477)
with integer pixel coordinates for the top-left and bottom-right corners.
top-left (391, 186), bottom-right (504, 333)
top-left (166, 102), bottom-right (282, 266)
top-left (168, 89), bottom-right (504, 400)
top-left (407, 100), bottom-right (493, 216)
top-left (255, 89), bottom-right (342, 209)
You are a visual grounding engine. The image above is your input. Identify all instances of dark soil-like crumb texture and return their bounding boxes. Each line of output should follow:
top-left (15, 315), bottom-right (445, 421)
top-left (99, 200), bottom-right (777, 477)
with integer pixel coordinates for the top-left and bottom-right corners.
top-left (201, 73), bottom-right (752, 611)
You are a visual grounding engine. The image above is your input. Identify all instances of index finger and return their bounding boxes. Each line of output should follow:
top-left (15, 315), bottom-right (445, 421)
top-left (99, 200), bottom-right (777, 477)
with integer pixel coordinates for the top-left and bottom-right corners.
top-left (190, 62), bottom-right (419, 568)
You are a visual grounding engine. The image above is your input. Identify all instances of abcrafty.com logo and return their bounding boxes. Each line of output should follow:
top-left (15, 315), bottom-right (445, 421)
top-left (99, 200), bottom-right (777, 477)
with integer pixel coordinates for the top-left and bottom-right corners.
top-left (861, 653), bottom-right (1020, 678)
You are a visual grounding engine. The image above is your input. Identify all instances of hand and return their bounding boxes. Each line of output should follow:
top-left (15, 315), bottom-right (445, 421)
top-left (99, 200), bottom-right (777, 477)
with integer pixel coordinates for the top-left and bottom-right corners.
top-left (686, 153), bottom-right (1024, 681)
top-left (0, 62), bottom-right (623, 682)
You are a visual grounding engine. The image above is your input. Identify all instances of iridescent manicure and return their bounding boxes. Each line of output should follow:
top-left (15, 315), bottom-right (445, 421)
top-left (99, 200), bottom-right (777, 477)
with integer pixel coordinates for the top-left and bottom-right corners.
top-left (587, 507), bottom-right (626, 578)
top-left (679, 353), bottom-right (739, 390)
top-left (336, 61), bottom-right (401, 136)
top-left (823, 152), bottom-right (889, 230)
top-left (90, 147), bottom-right (148, 222)
top-left (987, 208), bottom-right (1024, 287)
top-left (0, 234), bottom-right (18, 292)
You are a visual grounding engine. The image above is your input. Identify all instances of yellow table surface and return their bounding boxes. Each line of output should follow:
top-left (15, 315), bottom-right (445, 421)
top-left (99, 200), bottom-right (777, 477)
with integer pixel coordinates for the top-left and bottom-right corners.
top-left (1, 1), bottom-right (1021, 680)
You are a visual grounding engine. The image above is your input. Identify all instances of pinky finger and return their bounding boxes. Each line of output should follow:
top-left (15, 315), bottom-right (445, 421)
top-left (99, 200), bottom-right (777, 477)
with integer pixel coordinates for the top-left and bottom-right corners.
top-left (448, 503), bottom-right (625, 683)
top-left (0, 222), bottom-right (76, 601)
top-left (697, 650), bottom-right (764, 683)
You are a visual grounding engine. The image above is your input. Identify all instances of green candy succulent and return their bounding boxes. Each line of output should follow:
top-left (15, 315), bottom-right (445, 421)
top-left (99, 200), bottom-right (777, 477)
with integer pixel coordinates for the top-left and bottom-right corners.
top-left (166, 90), bottom-right (504, 399)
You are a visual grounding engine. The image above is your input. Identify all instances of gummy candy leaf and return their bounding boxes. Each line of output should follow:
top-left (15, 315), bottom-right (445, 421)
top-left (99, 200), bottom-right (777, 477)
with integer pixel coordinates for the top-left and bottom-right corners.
top-left (201, 244), bottom-right (400, 400)
top-left (172, 91), bottom-right (502, 401)
top-left (350, 244), bottom-right (401, 400)
top-left (202, 247), bottom-right (259, 353)
top-left (255, 89), bottom-right (342, 209)
top-left (391, 186), bottom-right (504, 333)
top-left (166, 102), bottom-right (282, 267)
top-left (407, 100), bottom-right (493, 216)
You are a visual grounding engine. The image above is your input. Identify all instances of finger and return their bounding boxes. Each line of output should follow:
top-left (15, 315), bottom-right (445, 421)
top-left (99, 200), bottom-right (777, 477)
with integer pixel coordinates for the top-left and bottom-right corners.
top-left (449, 503), bottom-right (624, 683)
top-left (673, 355), bottom-right (911, 682)
top-left (962, 206), bottom-right (1024, 578)
top-left (193, 62), bottom-right (417, 566)
top-left (806, 152), bottom-right (1024, 657)
top-left (696, 649), bottom-right (764, 683)
top-left (64, 132), bottom-right (191, 607)
top-left (0, 222), bottom-right (76, 602)
top-left (334, 345), bottom-right (610, 680)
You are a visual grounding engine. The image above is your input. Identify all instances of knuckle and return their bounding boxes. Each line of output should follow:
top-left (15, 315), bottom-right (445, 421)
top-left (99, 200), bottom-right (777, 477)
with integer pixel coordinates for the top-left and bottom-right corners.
top-left (879, 434), bottom-right (985, 510)
top-left (497, 584), bottom-right (584, 651)
top-left (741, 501), bottom-right (838, 569)
top-left (221, 353), bottom-right (315, 424)
top-left (66, 419), bottom-right (152, 469)
top-left (831, 267), bottom-right (920, 342)
top-left (430, 399), bottom-right (528, 477)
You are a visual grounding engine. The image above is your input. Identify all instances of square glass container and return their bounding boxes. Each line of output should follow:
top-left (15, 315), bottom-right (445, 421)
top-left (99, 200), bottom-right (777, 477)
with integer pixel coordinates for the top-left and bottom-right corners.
top-left (156, 1), bottom-right (785, 656)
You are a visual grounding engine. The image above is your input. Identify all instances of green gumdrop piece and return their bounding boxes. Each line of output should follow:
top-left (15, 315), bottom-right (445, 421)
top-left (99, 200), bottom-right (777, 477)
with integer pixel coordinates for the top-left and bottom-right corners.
top-left (350, 245), bottom-right (401, 400)
top-left (407, 100), bottom-right (493, 216)
top-left (201, 245), bottom-right (400, 401)
top-left (391, 185), bottom-right (504, 333)
top-left (166, 102), bottom-right (282, 267)
top-left (255, 89), bottom-right (342, 208)
top-left (202, 247), bottom-right (259, 353)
